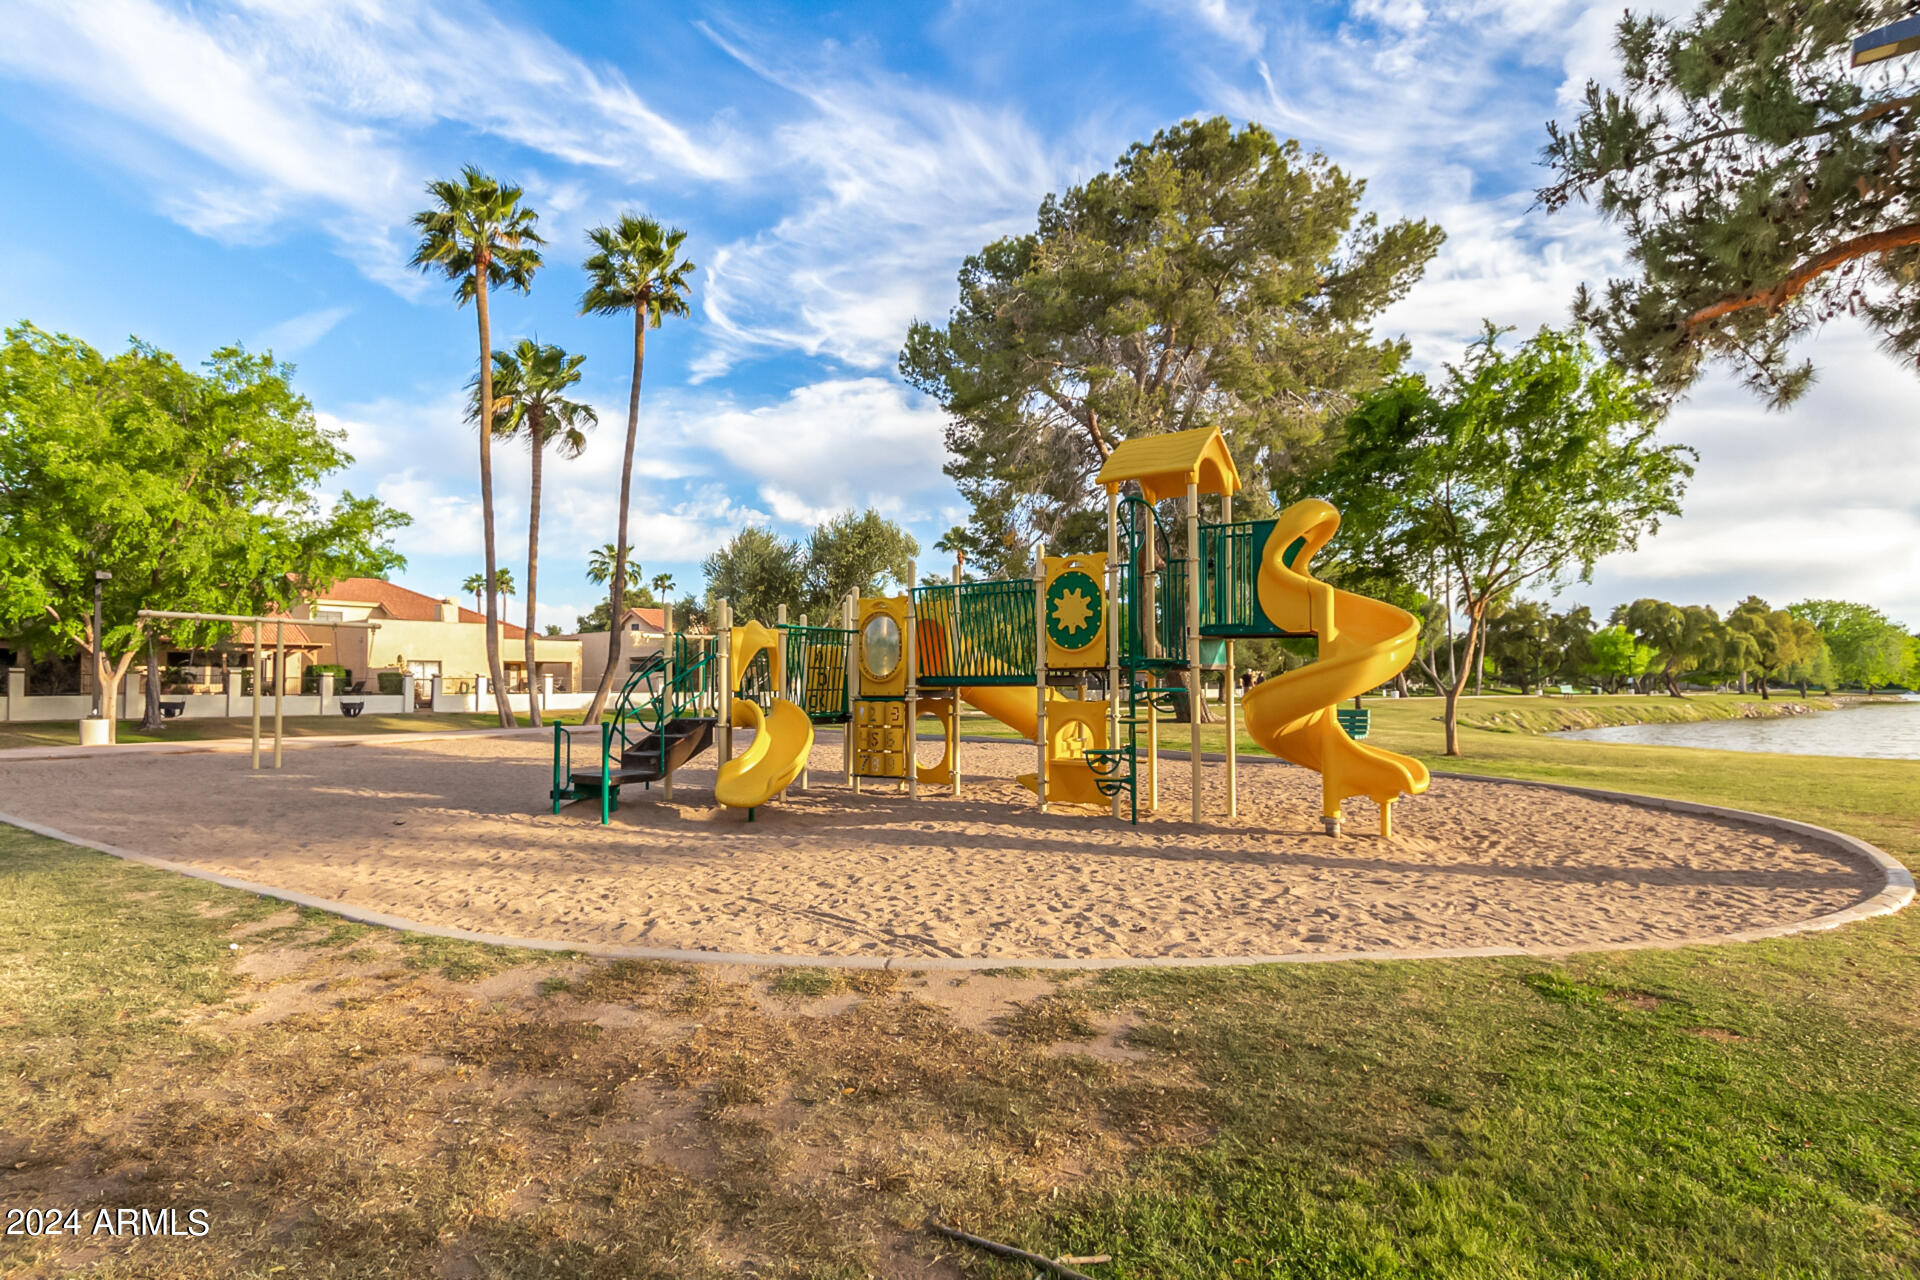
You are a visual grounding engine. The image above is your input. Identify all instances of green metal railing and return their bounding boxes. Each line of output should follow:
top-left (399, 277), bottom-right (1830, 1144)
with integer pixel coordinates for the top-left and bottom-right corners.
top-left (783, 624), bottom-right (853, 722)
top-left (1117, 495), bottom-right (1188, 669)
top-left (911, 579), bottom-right (1036, 686)
top-left (1199, 520), bottom-right (1265, 635)
top-left (554, 642), bottom-right (719, 820)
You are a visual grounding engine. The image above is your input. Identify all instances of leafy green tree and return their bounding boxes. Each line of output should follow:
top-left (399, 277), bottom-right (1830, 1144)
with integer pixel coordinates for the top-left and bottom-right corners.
top-left (462, 567), bottom-right (515, 616)
top-left (474, 339), bottom-right (595, 728)
top-left (672, 594), bottom-right (710, 632)
top-left (1588, 624), bottom-right (1660, 693)
top-left (802, 509), bottom-right (919, 619)
top-left (703, 527), bottom-right (805, 626)
top-left (1618, 598), bottom-right (1724, 696)
top-left (0, 325), bottom-right (408, 733)
top-left (1786, 637), bottom-right (1837, 698)
top-left (1548, 604), bottom-right (1597, 685)
top-left (1312, 324), bottom-right (1693, 753)
top-left (411, 165), bottom-right (544, 727)
top-left (1726, 596), bottom-right (1823, 698)
top-left (1541, 1), bottom-right (1920, 404)
top-left (572, 600), bottom-right (612, 634)
top-left (1788, 598), bottom-right (1914, 691)
top-left (579, 214), bottom-right (695, 723)
top-left (1482, 599), bottom-right (1556, 694)
top-left (902, 116), bottom-right (1444, 575)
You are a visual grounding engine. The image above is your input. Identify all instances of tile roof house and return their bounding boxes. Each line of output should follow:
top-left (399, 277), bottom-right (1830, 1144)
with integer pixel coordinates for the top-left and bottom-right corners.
top-left (563, 605), bottom-right (675, 690)
top-left (287, 578), bottom-right (581, 695)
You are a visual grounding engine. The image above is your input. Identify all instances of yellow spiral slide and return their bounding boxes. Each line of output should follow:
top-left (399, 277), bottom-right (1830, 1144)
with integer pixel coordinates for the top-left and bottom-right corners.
top-left (1241, 499), bottom-right (1430, 836)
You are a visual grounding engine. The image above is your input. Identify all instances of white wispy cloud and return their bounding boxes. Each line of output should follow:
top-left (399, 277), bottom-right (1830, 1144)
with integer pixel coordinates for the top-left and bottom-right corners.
top-left (0, 0), bottom-right (740, 290)
top-left (1154, 0), bottom-right (1920, 622)
top-left (253, 304), bottom-right (353, 356)
top-left (1142, 0), bottom-right (1268, 54)
top-left (689, 20), bottom-right (1073, 378)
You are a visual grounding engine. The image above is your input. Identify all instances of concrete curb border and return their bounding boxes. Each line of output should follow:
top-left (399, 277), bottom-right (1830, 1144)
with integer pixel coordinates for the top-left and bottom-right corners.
top-left (1, 773), bottom-right (1909, 972)
top-left (0, 725), bottom-right (548, 764)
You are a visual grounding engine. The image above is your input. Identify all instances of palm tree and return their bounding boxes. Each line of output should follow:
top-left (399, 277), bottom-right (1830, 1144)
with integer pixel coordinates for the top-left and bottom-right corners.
top-left (462, 567), bottom-right (516, 617)
top-left (578, 214), bottom-right (694, 723)
top-left (411, 166), bottom-right (544, 728)
top-left (586, 543), bottom-right (644, 593)
top-left (650, 572), bottom-right (675, 601)
top-left (473, 340), bottom-right (595, 728)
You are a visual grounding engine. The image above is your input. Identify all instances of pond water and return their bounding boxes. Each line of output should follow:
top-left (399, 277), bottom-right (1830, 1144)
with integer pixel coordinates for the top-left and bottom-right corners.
top-left (1551, 697), bottom-right (1920, 760)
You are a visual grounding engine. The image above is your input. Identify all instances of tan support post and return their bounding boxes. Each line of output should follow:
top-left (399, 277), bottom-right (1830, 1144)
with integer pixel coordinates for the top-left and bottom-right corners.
top-left (1186, 480), bottom-right (1202, 823)
top-left (1034, 542), bottom-right (1048, 809)
top-left (250, 629), bottom-right (262, 770)
top-left (1106, 486), bottom-right (1121, 819)
top-left (951, 558), bottom-right (963, 799)
top-left (717, 600), bottom-right (733, 771)
top-left (1147, 678), bottom-right (1159, 813)
top-left (1222, 491), bottom-right (1236, 819)
top-left (796, 611), bottom-right (809, 791)
top-left (844, 591), bottom-right (859, 794)
top-left (663, 602), bottom-right (677, 803)
top-left (904, 563), bottom-right (918, 799)
top-left (273, 621), bottom-right (285, 769)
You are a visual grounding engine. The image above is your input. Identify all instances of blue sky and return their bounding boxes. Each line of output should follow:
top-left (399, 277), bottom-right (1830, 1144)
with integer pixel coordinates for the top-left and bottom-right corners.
top-left (2, 0), bottom-right (1916, 631)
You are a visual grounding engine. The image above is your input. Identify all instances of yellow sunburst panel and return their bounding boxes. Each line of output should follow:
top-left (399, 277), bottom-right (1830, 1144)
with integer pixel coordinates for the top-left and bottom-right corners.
top-left (1043, 554), bottom-right (1108, 669)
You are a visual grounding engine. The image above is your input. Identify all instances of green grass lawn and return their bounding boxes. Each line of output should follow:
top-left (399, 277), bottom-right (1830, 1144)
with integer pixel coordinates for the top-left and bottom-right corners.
top-left (0, 710), bottom-right (574, 750)
top-left (1, 703), bottom-right (1916, 1276)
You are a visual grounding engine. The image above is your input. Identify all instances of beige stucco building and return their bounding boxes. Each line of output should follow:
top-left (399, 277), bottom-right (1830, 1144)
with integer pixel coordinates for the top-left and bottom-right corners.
top-left (562, 605), bottom-right (673, 691)
top-left (293, 578), bottom-right (583, 695)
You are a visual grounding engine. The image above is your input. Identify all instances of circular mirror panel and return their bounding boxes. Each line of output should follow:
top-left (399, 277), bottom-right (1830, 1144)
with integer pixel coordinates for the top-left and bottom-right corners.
top-left (861, 613), bottom-right (901, 681)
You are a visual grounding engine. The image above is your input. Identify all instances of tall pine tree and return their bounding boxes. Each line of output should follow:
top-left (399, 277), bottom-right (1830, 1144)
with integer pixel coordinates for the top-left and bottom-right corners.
top-left (1542, 1), bottom-right (1920, 405)
top-left (901, 117), bottom-right (1442, 575)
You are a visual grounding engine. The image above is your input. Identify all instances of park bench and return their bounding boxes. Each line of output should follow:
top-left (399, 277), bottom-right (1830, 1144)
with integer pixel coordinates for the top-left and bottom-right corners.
top-left (1552, 684), bottom-right (1576, 696)
top-left (338, 700), bottom-right (365, 718)
top-left (158, 700), bottom-right (185, 719)
top-left (1334, 706), bottom-right (1370, 739)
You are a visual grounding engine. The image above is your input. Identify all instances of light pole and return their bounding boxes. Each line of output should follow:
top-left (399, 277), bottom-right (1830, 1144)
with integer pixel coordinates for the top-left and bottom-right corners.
top-left (90, 569), bottom-right (112, 720)
top-left (1853, 16), bottom-right (1920, 66)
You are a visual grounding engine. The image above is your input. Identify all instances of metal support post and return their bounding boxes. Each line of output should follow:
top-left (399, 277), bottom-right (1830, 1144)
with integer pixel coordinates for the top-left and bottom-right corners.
top-left (904, 562), bottom-right (918, 800)
top-left (844, 591), bottom-right (859, 794)
top-left (1034, 543), bottom-right (1048, 809)
top-left (1106, 487), bottom-right (1121, 819)
top-left (1186, 480), bottom-right (1202, 822)
top-left (1222, 491), bottom-right (1237, 818)
top-left (663, 603), bottom-right (676, 802)
top-left (251, 631), bottom-right (262, 770)
top-left (717, 600), bottom-right (732, 770)
top-left (273, 621), bottom-right (285, 769)
top-left (796, 611), bottom-right (809, 791)
top-left (951, 558), bottom-right (964, 798)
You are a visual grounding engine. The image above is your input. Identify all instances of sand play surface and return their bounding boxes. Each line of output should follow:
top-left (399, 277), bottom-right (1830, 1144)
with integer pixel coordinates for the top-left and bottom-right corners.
top-left (0, 734), bottom-right (1885, 962)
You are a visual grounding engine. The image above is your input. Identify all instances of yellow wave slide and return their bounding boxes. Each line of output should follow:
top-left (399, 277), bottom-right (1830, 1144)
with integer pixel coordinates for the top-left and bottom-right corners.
top-left (714, 695), bottom-right (816, 812)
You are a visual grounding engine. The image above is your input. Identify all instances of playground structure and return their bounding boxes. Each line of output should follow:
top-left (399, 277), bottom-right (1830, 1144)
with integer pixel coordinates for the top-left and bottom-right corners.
top-left (551, 426), bottom-right (1429, 835)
